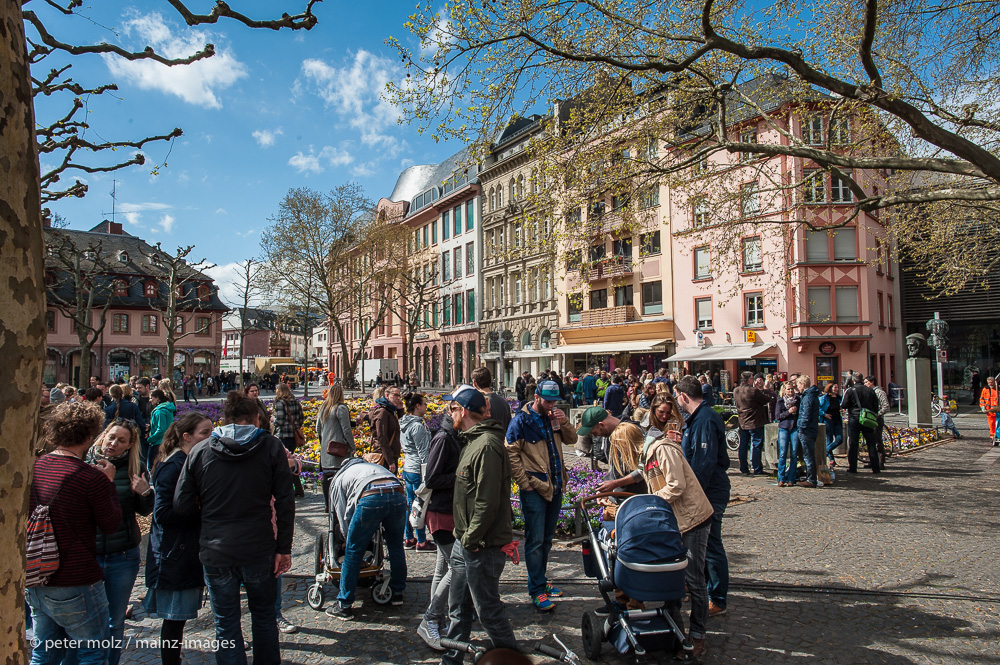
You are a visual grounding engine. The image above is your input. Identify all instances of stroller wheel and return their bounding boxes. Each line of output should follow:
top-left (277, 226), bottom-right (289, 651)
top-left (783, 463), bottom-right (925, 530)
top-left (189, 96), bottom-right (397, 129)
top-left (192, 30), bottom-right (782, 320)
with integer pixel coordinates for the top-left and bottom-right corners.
top-left (371, 578), bottom-right (393, 605)
top-left (314, 535), bottom-right (325, 574)
top-left (581, 609), bottom-right (603, 659)
top-left (306, 583), bottom-right (325, 610)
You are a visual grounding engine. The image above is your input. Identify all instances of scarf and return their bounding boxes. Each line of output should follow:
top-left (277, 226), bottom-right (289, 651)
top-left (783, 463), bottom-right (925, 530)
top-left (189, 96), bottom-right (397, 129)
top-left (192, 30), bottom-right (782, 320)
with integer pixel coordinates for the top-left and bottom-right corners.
top-left (376, 396), bottom-right (401, 415)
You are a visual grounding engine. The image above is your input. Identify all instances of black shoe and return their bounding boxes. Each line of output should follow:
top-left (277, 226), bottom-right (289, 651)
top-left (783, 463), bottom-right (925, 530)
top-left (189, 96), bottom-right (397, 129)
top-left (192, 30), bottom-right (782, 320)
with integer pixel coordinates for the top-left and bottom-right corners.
top-left (391, 591), bottom-right (404, 606)
top-left (326, 603), bottom-right (355, 620)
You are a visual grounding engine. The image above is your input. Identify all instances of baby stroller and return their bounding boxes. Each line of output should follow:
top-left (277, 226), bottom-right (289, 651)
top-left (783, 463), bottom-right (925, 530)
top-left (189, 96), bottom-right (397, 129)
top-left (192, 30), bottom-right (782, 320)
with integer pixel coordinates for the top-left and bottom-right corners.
top-left (577, 492), bottom-right (695, 663)
top-left (306, 499), bottom-right (392, 610)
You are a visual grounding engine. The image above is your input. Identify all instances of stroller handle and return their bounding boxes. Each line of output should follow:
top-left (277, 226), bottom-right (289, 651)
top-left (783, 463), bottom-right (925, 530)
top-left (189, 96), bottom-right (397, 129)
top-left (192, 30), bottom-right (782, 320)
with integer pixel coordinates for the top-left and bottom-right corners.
top-left (576, 491), bottom-right (637, 510)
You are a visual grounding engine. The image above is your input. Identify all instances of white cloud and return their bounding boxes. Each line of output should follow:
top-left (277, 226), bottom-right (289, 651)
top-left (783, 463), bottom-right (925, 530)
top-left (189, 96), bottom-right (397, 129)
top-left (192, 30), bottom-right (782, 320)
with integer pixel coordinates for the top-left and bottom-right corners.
top-left (103, 13), bottom-right (248, 109)
top-left (252, 128), bottom-right (283, 147)
top-left (158, 214), bottom-right (175, 234)
top-left (204, 262), bottom-right (267, 306)
top-left (215, 208), bottom-right (228, 215)
top-left (351, 161), bottom-right (378, 177)
top-left (301, 51), bottom-right (402, 150)
top-left (117, 201), bottom-right (172, 228)
top-left (235, 229), bottom-right (255, 238)
top-left (288, 145), bottom-right (354, 175)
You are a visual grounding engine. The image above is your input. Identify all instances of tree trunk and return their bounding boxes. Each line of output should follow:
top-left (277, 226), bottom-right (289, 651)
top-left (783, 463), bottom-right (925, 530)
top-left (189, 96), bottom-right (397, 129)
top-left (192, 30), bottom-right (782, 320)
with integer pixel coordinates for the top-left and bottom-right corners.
top-left (0, 5), bottom-right (46, 661)
top-left (79, 335), bottom-right (93, 387)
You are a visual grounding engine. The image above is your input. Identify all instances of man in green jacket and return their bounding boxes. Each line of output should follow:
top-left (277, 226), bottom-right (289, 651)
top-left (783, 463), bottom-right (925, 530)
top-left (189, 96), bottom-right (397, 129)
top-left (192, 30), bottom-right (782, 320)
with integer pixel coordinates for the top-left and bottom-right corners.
top-left (442, 385), bottom-right (519, 665)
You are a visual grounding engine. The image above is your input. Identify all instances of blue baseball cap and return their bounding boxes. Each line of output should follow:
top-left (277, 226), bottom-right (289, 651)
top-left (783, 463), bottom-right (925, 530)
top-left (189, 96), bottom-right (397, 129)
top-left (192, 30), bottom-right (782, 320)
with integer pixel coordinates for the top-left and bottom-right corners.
top-left (535, 380), bottom-right (561, 400)
top-left (442, 384), bottom-right (487, 411)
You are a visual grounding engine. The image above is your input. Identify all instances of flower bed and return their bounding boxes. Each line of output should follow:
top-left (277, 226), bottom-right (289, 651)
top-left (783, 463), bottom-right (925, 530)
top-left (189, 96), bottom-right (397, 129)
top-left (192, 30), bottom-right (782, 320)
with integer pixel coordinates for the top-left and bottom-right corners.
top-left (884, 424), bottom-right (938, 452)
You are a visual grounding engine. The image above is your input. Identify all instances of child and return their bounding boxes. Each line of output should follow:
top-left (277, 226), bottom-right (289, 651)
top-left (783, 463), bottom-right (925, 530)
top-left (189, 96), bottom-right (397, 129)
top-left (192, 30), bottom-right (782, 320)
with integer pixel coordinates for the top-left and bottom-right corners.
top-left (940, 404), bottom-right (961, 439)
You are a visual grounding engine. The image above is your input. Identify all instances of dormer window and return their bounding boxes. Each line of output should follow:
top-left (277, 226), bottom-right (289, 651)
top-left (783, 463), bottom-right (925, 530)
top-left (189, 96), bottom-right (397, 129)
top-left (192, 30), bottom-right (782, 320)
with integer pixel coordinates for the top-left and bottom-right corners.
top-left (118, 251), bottom-right (129, 263)
top-left (84, 249), bottom-right (97, 260)
top-left (197, 284), bottom-right (210, 300)
top-left (175, 285), bottom-right (184, 298)
top-left (144, 281), bottom-right (157, 298)
top-left (113, 279), bottom-right (128, 297)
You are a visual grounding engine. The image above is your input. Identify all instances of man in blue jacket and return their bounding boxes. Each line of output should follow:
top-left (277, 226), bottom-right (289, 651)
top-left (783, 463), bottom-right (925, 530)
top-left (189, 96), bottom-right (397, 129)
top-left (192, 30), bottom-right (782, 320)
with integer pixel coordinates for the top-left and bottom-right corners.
top-left (580, 369), bottom-right (598, 405)
top-left (795, 375), bottom-right (821, 488)
top-left (674, 375), bottom-right (731, 618)
top-left (603, 375), bottom-right (627, 417)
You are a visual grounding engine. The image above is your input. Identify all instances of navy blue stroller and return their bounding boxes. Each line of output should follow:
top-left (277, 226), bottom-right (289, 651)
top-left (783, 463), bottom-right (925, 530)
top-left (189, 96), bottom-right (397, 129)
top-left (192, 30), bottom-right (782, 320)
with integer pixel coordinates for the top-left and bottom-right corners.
top-left (577, 492), bottom-right (694, 662)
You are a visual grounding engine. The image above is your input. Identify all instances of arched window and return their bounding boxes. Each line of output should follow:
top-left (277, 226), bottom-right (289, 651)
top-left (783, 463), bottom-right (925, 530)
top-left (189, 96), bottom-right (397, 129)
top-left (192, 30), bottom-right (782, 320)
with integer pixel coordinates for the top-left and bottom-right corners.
top-left (144, 281), bottom-right (156, 298)
top-left (530, 169), bottom-right (538, 194)
top-left (517, 175), bottom-right (524, 199)
top-left (509, 178), bottom-right (516, 202)
top-left (521, 330), bottom-right (532, 351)
top-left (113, 279), bottom-right (128, 297)
top-left (539, 329), bottom-right (551, 349)
top-left (489, 188), bottom-right (496, 211)
top-left (497, 186), bottom-right (503, 208)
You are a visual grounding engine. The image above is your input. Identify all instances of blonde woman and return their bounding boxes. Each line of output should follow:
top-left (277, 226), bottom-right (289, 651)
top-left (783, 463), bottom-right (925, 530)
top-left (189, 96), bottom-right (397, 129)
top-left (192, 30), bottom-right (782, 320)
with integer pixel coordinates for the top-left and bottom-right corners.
top-left (157, 378), bottom-right (177, 404)
top-left (86, 419), bottom-right (153, 665)
top-left (317, 383), bottom-right (354, 508)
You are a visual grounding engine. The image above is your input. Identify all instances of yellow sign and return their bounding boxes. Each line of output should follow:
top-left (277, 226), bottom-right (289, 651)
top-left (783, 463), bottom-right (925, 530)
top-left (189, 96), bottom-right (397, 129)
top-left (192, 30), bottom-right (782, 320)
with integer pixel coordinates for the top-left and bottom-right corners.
top-left (818, 375), bottom-right (834, 381)
top-left (745, 330), bottom-right (756, 343)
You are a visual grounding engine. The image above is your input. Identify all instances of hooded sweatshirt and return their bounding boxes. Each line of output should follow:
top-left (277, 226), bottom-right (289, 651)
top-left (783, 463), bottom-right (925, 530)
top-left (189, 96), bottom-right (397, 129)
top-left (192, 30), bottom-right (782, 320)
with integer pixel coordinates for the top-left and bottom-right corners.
top-left (399, 414), bottom-right (430, 475)
top-left (173, 424), bottom-right (294, 567)
top-left (147, 400), bottom-right (176, 447)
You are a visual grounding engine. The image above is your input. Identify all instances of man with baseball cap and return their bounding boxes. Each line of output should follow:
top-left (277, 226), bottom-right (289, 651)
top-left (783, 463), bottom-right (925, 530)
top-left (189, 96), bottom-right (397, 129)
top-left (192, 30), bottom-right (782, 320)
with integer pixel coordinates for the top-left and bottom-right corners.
top-left (579, 407), bottom-right (648, 494)
top-left (505, 380), bottom-right (577, 611)
top-left (440, 384), bottom-right (519, 665)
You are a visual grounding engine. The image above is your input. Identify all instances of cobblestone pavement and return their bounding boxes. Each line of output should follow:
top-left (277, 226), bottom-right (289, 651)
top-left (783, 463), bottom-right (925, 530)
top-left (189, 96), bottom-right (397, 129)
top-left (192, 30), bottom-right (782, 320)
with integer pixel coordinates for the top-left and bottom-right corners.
top-left (117, 412), bottom-right (1000, 664)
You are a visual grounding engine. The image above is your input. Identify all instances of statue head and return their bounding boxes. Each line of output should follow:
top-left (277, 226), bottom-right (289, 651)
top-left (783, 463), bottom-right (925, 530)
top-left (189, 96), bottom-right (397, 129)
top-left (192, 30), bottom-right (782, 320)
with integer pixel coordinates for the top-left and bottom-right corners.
top-left (905, 333), bottom-right (929, 359)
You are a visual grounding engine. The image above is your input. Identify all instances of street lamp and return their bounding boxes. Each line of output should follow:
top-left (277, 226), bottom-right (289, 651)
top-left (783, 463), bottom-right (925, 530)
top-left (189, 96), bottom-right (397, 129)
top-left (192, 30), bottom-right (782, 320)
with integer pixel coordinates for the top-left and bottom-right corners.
top-left (926, 312), bottom-right (949, 399)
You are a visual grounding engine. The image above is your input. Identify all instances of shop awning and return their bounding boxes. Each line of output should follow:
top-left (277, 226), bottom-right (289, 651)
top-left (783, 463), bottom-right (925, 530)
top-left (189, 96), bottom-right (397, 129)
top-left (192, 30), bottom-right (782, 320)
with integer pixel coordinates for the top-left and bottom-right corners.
top-left (665, 343), bottom-right (776, 363)
top-left (551, 338), bottom-right (671, 355)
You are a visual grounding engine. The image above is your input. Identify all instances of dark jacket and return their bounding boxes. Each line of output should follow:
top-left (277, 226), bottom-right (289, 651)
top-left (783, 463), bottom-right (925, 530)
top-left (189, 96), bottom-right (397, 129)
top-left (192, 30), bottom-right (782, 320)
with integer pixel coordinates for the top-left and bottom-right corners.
top-left (603, 383), bottom-right (627, 417)
top-left (734, 384), bottom-right (771, 430)
top-left (680, 402), bottom-right (731, 507)
top-left (137, 394), bottom-right (153, 427)
top-left (145, 450), bottom-right (202, 590)
top-left (821, 393), bottom-right (843, 426)
top-left (841, 384), bottom-right (878, 420)
top-left (453, 418), bottom-right (513, 550)
top-left (104, 399), bottom-right (146, 432)
top-left (700, 382), bottom-right (715, 407)
top-left (85, 447), bottom-right (153, 555)
top-left (371, 403), bottom-right (401, 469)
top-left (174, 424), bottom-right (295, 567)
top-left (424, 415), bottom-right (463, 514)
top-left (581, 374), bottom-right (598, 401)
top-left (486, 392), bottom-right (512, 433)
top-left (775, 394), bottom-right (799, 430)
top-left (797, 386), bottom-right (822, 431)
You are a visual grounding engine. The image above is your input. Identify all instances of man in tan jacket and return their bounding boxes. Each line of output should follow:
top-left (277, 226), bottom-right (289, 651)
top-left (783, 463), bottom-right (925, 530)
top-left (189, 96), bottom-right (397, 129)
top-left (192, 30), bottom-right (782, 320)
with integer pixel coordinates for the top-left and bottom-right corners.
top-left (642, 426), bottom-right (714, 658)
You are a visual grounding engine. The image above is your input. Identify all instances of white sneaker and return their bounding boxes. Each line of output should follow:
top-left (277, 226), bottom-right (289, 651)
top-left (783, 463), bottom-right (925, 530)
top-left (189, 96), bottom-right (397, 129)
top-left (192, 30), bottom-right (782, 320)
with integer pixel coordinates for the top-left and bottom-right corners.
top-left (277, 615), bottom-right (298, 634)
top-left (417, 618), bottom-right (443, 651)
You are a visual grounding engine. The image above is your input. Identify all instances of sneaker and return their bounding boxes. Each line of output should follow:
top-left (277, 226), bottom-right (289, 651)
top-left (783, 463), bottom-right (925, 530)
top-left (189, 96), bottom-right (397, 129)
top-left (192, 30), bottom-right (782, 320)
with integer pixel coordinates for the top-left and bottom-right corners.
top-left (545, 584), bottom-right (564, 598)
top-left (415, 541), bottom-right (437, 552)
top-left (277, 615), bottom-right (298, 634)
top-left (532, 593), bottom-right (555, 611)
top-left (403, 539), bottom-right (417, 550)
top-left (325, 603), bottom-right (354, 620)
top-left (391, 591), bottom-right (405, 606)
top-left (708, 601), bottom-right (727, 617)
top-left (417, 618), bottom-right (443, 651)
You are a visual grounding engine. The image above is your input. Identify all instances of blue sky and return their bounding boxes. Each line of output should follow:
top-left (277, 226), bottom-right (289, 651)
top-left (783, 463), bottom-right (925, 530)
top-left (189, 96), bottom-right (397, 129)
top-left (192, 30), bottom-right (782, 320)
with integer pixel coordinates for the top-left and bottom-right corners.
top-left (35, 1), bottom-right (459, 300)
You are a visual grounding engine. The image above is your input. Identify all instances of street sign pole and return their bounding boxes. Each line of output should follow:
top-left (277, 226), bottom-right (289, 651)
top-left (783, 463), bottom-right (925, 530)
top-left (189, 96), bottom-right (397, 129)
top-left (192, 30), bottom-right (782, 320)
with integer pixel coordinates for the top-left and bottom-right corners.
top-left (934, 312), bottom-right (945, 399)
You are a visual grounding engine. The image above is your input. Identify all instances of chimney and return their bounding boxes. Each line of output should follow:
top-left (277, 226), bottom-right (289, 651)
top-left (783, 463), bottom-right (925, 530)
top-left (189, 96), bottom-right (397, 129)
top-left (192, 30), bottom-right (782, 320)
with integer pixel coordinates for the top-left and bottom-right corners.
top-left (108, 222), bottom-right (123, 235)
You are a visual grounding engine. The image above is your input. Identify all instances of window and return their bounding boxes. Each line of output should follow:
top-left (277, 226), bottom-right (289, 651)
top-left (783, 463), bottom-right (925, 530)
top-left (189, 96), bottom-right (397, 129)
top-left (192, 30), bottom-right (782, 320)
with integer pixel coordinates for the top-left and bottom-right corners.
top-left (539, 330), bottom-right (551, 349)
top-left (566, 249), bottom-right (583, 271)
top-left (640, 231), bottom-right (661, 257)
top-left (509, 179), bottom-right (515, 202)
top-left (805, 230), bottom-right (828, 262)
top-left (466, 243), bottom-right (475, 275)
top-left (639, 186), bottom-right (660, 208)
top-left (835, 286), bottom-right (859, 322)
top-left (692, 198), bottom-right (708, 227)
top-left (196, 316), bottom-right (211, 334)
top-left (117, 251), bottom-right (129, 263)
top-left (831, 173), bottom-right (853, 202)
top-left (807, 287), bottom-right (831, 322)
top-left (112, 313), bottom-right (129, 333)
top-left (431, 220), bottom-right (437, 244)
top-left (467, 290), bottom-right (475, 323)
top-left (514, 272), bottom-right (523, 304)
top-left (453, 248), bottom-right (462, 279)
top-left (566, 207), bottom-right (581, 226)
top-left (802, 168), bottom-right (825, 203)
top-left (141, 314), bottom-right (157, 334)
top-left (830, 116), bottom-right (850, 144)
top-left (887, 295), bottom-right (895, 327)
top-left (877, 291), bottom-right (885, 327)
top-left (832, 228), bottom-right (857, 260)
top-left (516, 175), bottom-right (524, 199)
top-left (466, 200), bottom-right (474, 231)
top-left (693, 154), bottom-right (708, 175)
top-left (740, 128), bottom-right (758, 161)
top-left (612, 237), bottom-right (632, 259)
top-left (694, 246), bottom-right (711, 279)
top-left (432, 259), bottom-right (439, 285)
top-left (489, 188), bottom-right (496, 211)
top-left (497, 186), bottom-right (503, 208)
top-left (695, 298), bottom-right (713, 329)
top-left (513, 222), bottom-right (522, 249)
top-left (443, 212), bottom-right (450, 240)
top-left (589, 243), bottom-right (607, 262)
top-left (175, 316), bottom-right (185, 333)
top-left (197, 284), bottom-right (209, 300)
top-left (614, 284), bottom-right (634, 307)
top-left (442, 252), bottom-right (451, 281)
top-left (590, 200), bottom-right (606, 218)
top-left (745, 292), bottom-right (764, 327)
top-left (542, 269), bottom-right (552, 299)
top-left (741, 182), bottom-right (760, 217)
top-left (432, 301), bottom-right (439, 327)
top-left (612, 193), bottom-right (629, 211)
top-left (641, 281), bottom-right (663, 315)
top-left (46, 310), bottom-right (55, 332)
top-left (568, 295), bottom-right (583, 322)
top-left (590, 289), bottom-right (608, 309)
top-left (443, 296), bottom-right (451, 326)
top-left (521, 330), bottom-right (532, 350)
top-left (742, 237), bottom-right (762, 272)
top-left (114, 280), bottom-right (128, 297)
top-left (423, 224), bottom-right (429, 247)
top-left (454, 206), bottom-right (462, 235)
top-left (805, 116), bottom-right (823, 145)
top-left (454, 294), bottom-right (463, 325)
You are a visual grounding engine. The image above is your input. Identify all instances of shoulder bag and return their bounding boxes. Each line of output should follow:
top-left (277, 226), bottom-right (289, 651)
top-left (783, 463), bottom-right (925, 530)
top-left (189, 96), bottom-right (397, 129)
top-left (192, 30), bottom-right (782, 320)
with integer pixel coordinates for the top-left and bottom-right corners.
top-left (326, 404), bottom-right (351, 458)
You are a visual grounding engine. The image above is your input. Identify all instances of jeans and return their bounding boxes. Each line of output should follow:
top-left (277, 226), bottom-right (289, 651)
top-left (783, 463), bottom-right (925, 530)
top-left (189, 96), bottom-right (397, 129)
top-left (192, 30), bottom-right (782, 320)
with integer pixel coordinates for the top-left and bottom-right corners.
top-left (204, 559), bottom-right (279, 665)
top-left (776, 428), bottom-right (797, 484)
top-left (336, 492), bottom-right (407, 606)
top-left (847, 418), bottom-right (881, 473)
top-left (442, 541), bottom-right (518, 665)
top-left (737, 427), bottom-right (765, 474)
top-left (795, 426), bottom-right (818, 486)
top-left (27, 582), bottom-right (111, 665)
top-left (678, 521), bottom-right (710, 640)
top-left (401, 470), bottom-right (426, 543)
top-left (274, 574), bottom-right (284, 616)
top-left (520, 489), bottom-right (562, 597)
top-left (705, 502), bottom-right (729, 608)
top-left (825, 419), bottom-right (843, 461)
top-left (425, 538), bottom-right (455, 624)
top-left (96, 546), bottom-right (141, 665)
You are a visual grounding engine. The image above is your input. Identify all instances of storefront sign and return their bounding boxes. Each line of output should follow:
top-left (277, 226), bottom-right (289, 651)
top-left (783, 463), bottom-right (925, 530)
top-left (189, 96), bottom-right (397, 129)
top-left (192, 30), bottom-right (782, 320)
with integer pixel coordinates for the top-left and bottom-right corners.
top-left (650, 344), bottom-right (666, 352)
top-left (745, 330), bottom-right (756, 343)
top-left (819, 341), bottom-right (837, 355)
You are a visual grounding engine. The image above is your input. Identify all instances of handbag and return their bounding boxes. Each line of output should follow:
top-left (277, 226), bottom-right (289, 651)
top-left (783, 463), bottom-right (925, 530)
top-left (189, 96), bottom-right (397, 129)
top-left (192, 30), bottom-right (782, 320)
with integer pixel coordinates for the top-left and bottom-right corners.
top-left (293, 427), bottom-right (306, 450)
top-left (363, 452), bottom-right (385, 466)
top-left (858, 407), bottom-right (878, 429)
top-left (326, 404), bottom-right (351, 457)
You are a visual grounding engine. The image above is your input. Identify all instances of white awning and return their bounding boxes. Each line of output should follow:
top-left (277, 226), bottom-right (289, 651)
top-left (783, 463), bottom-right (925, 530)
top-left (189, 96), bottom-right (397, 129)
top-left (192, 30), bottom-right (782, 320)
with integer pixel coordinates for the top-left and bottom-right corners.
top-left (665, 343), bottom-right (777, 363)
top-left (551, 339), bottom-right (671, 355)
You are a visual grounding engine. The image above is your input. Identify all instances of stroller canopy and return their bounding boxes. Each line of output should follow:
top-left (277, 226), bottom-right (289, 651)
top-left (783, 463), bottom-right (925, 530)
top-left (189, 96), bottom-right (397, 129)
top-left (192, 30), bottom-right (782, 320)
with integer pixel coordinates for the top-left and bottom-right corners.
top-left (615, 494), bottom-right (687, 565)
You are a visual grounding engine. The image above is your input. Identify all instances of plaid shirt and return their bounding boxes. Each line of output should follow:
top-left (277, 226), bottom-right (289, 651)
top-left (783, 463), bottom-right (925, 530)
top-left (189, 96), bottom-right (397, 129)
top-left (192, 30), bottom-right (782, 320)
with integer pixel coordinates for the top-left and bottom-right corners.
top-left (528, 406), bottom-right (563, 495)
top-left (273, 397), bottom-right (305, 441)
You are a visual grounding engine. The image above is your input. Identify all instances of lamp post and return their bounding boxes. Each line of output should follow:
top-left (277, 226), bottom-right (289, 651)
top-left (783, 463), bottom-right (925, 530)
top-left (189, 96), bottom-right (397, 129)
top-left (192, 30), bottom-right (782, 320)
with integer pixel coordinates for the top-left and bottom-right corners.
top-left (926, 312), bottom-right (950, 399)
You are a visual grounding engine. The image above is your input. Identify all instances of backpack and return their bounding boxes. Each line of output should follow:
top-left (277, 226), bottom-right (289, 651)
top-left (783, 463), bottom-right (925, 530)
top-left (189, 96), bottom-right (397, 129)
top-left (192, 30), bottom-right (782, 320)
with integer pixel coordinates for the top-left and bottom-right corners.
top-left (858, 407), bottom-right (878, 430)
top-left (26, 472), bottom-right (76, 587)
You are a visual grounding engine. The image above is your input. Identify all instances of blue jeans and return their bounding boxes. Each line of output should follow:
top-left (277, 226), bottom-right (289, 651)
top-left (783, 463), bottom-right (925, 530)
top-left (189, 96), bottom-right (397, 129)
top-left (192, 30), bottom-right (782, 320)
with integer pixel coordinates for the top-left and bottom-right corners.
top-left (825, 419), bottom-right (843, 461)
top-left (204, 559), bottom-right (279, 665)
top-left (796, 426), bottom-right (818, 486)
top-left (738, 427), bottom-right (765, 474)
top-left (27, 582), bottom-right (111, 665)
top-left (336, 491), bottom-right (407, 606)
top-left (274, 574), bottom-right (284, 616)
top-left (777, 428), bottom-right (797, 484)
top-left (705, 502), bottom-right (729, 608)
top-left (401, 470), bottom-right (426, 543)
top-left (96, 546), bottom-right (141, 665)
top-left (519, 489), bottom-right (562, 597)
